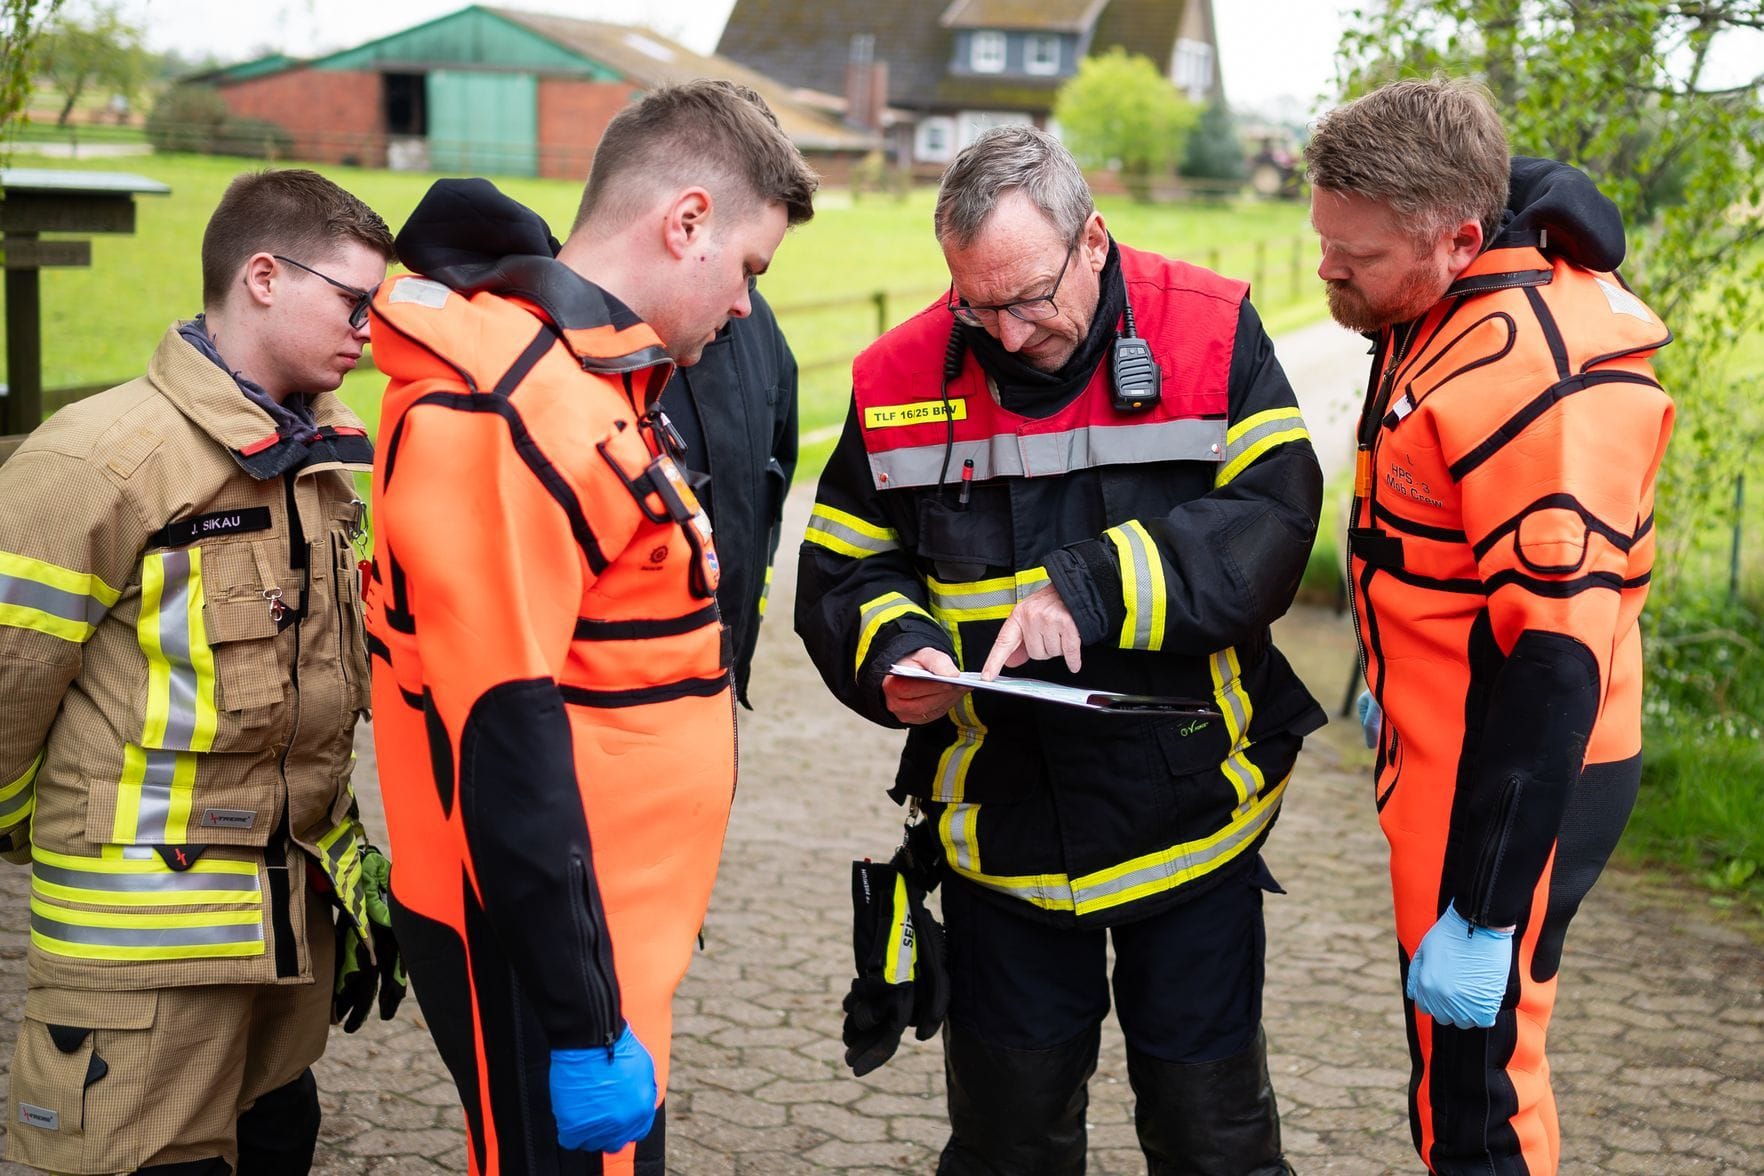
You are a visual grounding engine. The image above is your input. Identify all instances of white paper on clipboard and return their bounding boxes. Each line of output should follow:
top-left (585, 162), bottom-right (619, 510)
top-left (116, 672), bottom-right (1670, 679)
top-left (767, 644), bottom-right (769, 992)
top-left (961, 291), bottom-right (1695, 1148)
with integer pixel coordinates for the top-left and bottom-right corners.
top-left (887, 664), bottom-right (1220, 717)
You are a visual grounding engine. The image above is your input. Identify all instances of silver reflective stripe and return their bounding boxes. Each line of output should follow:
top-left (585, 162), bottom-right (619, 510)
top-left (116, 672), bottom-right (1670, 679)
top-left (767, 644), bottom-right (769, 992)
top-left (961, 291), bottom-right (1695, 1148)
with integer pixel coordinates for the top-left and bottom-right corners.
top-left (134, 749), bottom-right (179, 844)
top-left (869, 418), bottom-right (1228, 488)
top-left (32, 862), bottom-right (259, 895)
top-left (1070, 802), bottom-right (1275, 909)
top-left (31, 911), bottom-right (263, 948)
top-left (157, 550), bottom-right (199, 749)
top-left (805, 509), bottom-right (899, 557)
top-left (944, 803), bottom-right (979, 872)
top-left (886, 879), bottom-right (915, 984)
top-left (0, 574), bottom-right (107, 628)
top-left (1118, 527), bottom-right (1158, 648)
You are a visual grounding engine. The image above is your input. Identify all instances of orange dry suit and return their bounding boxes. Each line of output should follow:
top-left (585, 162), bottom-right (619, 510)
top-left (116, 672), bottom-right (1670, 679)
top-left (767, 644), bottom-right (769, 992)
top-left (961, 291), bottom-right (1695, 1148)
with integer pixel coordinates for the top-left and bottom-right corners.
top-left (1347, 158), bottom-right (1674, 1175)
top-left (362, 180), bottom-right (735, 1176)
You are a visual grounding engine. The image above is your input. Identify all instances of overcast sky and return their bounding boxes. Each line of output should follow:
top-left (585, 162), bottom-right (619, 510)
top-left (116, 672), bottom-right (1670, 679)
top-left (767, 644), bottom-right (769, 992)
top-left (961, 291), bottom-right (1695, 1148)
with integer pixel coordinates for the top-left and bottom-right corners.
top-left (97, 0), bottom-right (1359, 119)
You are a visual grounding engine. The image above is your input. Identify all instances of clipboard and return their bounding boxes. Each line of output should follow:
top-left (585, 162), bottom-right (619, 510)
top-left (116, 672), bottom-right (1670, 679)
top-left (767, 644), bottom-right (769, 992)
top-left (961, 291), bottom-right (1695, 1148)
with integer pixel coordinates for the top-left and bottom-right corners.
top-left (888, 665), bottom-right (1220, 718)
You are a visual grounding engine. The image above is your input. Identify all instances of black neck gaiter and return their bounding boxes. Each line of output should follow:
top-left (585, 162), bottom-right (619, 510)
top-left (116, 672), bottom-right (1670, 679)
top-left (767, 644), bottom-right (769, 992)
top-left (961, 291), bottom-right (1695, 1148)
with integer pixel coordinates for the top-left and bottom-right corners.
top-left (967, 241), bottom-right (1125, 419)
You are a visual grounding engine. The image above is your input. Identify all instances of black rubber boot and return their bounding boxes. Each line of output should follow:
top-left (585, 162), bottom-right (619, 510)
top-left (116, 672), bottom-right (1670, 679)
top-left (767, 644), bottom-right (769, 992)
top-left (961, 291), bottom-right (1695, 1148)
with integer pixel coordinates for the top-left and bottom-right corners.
top-left (937, 1021), bottom-right (1100, 1176)
top-left (1129, 1028), bottom-right (1292, 1176)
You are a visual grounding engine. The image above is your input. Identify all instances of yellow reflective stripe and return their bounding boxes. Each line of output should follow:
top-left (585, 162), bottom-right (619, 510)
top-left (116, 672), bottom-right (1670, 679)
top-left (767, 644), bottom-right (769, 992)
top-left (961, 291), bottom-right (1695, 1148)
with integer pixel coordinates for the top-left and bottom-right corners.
top-left (318, 817), bottom-right (370, 932)
top-left (31, 896), bottom-right (265, 961)
top-left (930, 692), bottom-right (985, 803)
top-left (1217, 407), bottom-right (1309, 487)
top-left (806, 504), bottom-right (900, 560)
top-left (1105, 521), bottom-right (1167, 651)
top-left (758, 566), bottom-right (773, 617)
top-left (1209, 648), bottom-right (1262, 809)
top-left (946, 773), bottom-right (1290, 917)
top-left (0, 751), bottom-right (43, 828)
top-left (939, 802), bottom-right (982, 877)
top-left (111, 746), bottom-right (197, 846)
top-left (32, 848), bottom-right (263, 906)
top-left (926, 568), bottom-right (1050, 623)
top-left (855, 592), bottom-right (935, 676)
top-left (138, 549), bottom-right (219, 753)
top-left (33, 843), bottom-right (258, 878)
top-left (111, 745), bottom-right (147, 844)
top-left (884, 873), bottom-right (914, 984)
top-left (0, 550), bottom-right (123, 642)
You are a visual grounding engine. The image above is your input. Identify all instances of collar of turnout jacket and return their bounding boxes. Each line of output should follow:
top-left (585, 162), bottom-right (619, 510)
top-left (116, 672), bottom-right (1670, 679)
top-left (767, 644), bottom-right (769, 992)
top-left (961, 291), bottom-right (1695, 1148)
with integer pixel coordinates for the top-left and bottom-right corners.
top-left (852, 244), bottom-right (1247, 490)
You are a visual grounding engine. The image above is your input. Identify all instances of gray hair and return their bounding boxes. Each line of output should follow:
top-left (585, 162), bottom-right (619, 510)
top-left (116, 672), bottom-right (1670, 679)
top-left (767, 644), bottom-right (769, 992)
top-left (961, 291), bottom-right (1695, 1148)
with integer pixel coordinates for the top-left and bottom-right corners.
top-left (933, 125), bottom-right (1095, 248)
top-left (1305, 76), bottom-right (1509, 253)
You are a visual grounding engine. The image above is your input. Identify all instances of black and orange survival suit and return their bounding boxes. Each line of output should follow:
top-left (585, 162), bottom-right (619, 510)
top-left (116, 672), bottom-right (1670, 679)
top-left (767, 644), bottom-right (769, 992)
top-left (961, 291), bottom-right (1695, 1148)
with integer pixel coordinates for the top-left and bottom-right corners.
top-left (798, 242), bottom-right (1326, 1170)
top-left (362, 181), bottom-right (735, 1176)
top-left (1347, 159), bottom-right (1674, 1174)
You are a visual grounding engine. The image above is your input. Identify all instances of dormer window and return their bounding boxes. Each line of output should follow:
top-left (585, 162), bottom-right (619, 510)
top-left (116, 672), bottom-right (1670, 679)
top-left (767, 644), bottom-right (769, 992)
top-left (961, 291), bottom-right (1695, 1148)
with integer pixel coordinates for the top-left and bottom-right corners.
top-left (1025, 34), bottom-right (1060, 76)
top-left (971, 31), bottom-right (1006, 73)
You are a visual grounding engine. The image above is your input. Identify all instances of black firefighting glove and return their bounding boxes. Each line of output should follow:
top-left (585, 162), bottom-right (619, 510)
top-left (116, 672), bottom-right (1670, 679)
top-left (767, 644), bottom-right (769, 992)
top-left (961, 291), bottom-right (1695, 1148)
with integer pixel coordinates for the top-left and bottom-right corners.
top-left (842, 855), bottom-right (948, 1076)
top-left (333, 847), bottom-right (407, 1032)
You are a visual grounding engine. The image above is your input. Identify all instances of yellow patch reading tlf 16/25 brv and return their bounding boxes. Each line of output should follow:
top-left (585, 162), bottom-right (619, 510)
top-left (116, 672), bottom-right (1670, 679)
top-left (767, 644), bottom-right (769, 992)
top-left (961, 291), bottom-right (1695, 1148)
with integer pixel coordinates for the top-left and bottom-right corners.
top-left (864, 399), bottom-right (968, 429)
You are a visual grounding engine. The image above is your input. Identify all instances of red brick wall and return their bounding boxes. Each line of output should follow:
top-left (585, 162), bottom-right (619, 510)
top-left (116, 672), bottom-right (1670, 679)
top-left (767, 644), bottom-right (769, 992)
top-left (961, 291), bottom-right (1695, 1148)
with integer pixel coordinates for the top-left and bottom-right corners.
top-left (536, 79), bottom-right (634, 181)
top-left (219, 69), bottom-right (386, 168)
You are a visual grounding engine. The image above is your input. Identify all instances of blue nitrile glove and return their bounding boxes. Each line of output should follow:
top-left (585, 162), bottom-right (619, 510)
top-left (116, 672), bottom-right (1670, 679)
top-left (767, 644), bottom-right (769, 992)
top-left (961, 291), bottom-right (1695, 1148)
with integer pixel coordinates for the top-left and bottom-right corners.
top-left (1356, 689), bottom-right (1382, 749)
top-left (1405, 901), bottom-right (1514, 1030)
top-left (550, 1026), bottom-right (657, 1152)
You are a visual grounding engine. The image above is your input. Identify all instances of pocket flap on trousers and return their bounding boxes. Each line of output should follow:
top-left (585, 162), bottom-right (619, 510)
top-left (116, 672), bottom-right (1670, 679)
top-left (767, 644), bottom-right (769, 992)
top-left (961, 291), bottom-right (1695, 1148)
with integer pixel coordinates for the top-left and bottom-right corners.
top-left (24, 988), bottom-right (158, 1031)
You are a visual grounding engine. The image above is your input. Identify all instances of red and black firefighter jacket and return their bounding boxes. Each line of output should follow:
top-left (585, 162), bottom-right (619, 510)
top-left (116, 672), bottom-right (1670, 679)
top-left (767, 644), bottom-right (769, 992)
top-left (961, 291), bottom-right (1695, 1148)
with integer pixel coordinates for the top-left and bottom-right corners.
top-left (1349, 157), bottom-right (1676, 937)
top-left (797, 243), bottom-right (1327, 928)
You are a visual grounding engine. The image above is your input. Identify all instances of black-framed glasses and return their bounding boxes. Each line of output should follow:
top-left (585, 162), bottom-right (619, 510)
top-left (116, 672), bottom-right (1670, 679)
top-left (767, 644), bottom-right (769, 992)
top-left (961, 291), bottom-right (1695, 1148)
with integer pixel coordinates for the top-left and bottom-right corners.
top-left (947, 243), bottom-right (1078, 328)
top-left (273, 255), bottom-right (374, 329)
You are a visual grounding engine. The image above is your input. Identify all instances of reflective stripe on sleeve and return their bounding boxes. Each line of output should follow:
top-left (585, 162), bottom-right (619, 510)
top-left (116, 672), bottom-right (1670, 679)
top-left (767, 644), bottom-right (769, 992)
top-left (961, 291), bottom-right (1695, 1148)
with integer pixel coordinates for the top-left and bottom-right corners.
top-left (855, 591), bottom-right (936, 677)
top-left (1216, 407), bottom-right (1309, 487)
top-left (806, 504), bottom-right (901, 560)
top-left (110, 745), bottom-right (198, 846)
top-left (137, 548), bottom-right (219, 753)
top-left (0, 550), bottom-right (121, 643)
top-left (317, 817), bottom-right (370, 934)
top-left (0, 752), bottom-right (42, 829)
top-left (1104, 521), bottom-right (1167, 651)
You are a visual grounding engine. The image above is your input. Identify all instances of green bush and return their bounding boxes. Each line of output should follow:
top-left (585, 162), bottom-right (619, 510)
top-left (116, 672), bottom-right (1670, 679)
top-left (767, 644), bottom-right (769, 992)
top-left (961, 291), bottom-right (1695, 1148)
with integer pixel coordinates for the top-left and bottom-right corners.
top-left (145, 83), bottom-right (227, 154)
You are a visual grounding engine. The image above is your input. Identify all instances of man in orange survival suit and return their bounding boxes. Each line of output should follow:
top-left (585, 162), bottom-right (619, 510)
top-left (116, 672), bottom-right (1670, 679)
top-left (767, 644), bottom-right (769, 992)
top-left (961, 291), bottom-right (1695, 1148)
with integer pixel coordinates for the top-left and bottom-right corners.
top-left (361, 80), bottom-right (817, 1175)
top-left (1306, 78), bottom-right (1674, 1174)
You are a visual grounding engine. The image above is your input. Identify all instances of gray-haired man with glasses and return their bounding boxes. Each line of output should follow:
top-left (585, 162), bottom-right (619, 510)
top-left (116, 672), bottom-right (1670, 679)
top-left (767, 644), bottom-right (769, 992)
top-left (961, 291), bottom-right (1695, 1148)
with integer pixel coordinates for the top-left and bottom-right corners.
top-left (798, 125), bottom-right (1325, 1174)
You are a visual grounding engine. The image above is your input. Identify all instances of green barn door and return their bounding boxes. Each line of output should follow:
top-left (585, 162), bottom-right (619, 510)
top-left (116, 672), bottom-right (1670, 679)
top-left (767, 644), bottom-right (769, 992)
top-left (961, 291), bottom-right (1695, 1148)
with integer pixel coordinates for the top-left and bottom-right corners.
top-left (426, 71), bottom-right (538, 176)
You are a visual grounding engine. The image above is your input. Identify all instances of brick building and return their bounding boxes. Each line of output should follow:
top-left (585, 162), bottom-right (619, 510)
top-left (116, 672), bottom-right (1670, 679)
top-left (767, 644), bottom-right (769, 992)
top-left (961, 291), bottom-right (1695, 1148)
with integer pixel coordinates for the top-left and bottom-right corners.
top-left (200, 5), bottom-right (879, 181)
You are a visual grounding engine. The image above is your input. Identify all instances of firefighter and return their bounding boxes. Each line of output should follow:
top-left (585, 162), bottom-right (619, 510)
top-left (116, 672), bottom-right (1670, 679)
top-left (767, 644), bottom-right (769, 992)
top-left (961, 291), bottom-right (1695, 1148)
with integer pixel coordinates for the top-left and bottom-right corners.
top-left (362, 81), bottom-right (817, 1176)
top-left (1306, 78), bottom-right (1675, 1173)
top-left (0, 170), bottom-right (399, 1175)
top-left (797, 125), bottom-right (1325, 1174)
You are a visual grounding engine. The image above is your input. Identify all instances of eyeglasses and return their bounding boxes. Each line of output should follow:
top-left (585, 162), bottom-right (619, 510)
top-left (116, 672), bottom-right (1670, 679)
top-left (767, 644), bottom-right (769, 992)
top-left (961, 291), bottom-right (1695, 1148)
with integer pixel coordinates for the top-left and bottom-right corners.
top-left (947, 243), bottom-right (1078, 328)
top-left (273, 255), bottom-right (374, 330)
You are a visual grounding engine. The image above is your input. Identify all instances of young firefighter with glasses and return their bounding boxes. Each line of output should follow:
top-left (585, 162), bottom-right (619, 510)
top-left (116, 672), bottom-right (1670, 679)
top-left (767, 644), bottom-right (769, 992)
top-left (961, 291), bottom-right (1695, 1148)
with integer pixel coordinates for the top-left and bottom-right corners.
top-left (797, 125), bottom-right (1326, 1174)
top-left (0, 169), bottom-right (402, 1176)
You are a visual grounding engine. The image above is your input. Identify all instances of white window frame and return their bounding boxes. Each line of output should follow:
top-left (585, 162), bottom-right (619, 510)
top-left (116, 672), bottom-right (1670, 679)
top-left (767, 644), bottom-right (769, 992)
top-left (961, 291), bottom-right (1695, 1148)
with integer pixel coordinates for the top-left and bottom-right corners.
top-left (970, 31), bottom-right (1006, 73)
top-left (915, 116), bottom-right (957, 164)
top-left (1171, 37), bottom-right (1214, 99)
top-left (1025, 34), bottom-right (1060, 76)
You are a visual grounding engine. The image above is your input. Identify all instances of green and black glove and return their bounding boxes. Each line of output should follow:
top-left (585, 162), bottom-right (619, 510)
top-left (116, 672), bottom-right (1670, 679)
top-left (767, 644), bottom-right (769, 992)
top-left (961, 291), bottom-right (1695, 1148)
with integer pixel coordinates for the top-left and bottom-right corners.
top-left (842, 850), bottom-right (948, 1077)
top-left (333, 846), bottom-right (407, 1032)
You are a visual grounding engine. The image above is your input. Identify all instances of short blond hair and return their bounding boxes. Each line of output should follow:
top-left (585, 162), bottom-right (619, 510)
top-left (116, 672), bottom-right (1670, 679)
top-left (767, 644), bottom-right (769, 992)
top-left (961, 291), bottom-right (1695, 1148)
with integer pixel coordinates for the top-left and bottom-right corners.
top-left (1305, 76), bottom-right (1509, 251)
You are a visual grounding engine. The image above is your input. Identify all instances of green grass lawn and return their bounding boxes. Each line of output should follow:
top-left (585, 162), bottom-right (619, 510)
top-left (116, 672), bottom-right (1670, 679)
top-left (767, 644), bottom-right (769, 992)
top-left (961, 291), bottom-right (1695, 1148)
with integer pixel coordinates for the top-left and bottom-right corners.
top-left (1, 150), bottom-right (1325, 455)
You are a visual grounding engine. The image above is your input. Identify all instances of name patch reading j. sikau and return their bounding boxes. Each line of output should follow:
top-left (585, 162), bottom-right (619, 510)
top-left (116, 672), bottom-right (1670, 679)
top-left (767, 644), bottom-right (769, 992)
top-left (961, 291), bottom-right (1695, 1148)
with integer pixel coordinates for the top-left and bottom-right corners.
top-left (149, 507), bottom-right (273, 549)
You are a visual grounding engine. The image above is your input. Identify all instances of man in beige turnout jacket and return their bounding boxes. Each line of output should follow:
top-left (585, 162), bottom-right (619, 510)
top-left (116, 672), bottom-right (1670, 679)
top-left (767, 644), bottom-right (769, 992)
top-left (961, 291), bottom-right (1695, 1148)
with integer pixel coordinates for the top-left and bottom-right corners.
top-left (0, 169), bottom-right (400, 1175)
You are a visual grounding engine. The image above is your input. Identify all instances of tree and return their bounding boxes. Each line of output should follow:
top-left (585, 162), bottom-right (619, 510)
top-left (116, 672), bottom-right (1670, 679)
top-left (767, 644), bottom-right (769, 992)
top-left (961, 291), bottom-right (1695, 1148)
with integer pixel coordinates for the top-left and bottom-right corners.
top-left (1335, 1), bottom-right (1764, 597)
top-left (1054, 48), bottom-right (1199, 201)
top-left (1180, 97), bottom-right (1248, 190)
top-left (1, 0), bottom-right (64, 153)
top-left (41, 2), bottom-right (149, 126)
